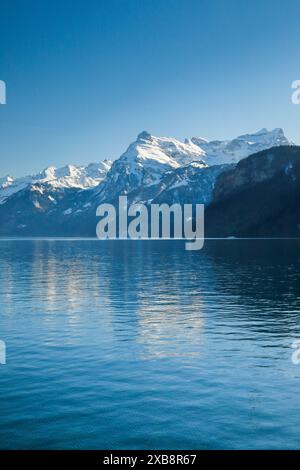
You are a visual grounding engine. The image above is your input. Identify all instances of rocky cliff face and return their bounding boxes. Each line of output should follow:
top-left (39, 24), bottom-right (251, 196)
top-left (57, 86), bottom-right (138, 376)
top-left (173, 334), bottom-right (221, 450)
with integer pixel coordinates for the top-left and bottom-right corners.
top-left (206, 146), bottom-right (300, 237)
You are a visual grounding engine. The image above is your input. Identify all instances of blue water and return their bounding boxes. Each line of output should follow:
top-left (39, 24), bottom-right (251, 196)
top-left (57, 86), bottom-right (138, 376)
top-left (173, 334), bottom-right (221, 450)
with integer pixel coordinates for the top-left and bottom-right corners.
top-left (0, 239), bottom-right (300, 449)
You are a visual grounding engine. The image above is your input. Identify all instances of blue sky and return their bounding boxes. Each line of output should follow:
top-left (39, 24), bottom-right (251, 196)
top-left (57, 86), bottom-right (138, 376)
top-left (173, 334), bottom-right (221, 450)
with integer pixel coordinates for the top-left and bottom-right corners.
top-left (1, 0), bottom-right (300, 176)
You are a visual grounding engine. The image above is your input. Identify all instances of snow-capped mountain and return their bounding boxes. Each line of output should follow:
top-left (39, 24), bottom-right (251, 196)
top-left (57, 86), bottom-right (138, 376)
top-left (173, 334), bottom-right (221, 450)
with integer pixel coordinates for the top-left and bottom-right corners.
top-left (191, 128), bottom-right (291, 165)
top-left (123, 131), bottom-right (206, 170)
top-left (96, 131), bottom-right (206, 203)
top-left (0, 127), bottom-right (294, 236)
top-left (96, 128), bottom-right (292, 205)
top-left (0, 160), bottom-right (112, 205)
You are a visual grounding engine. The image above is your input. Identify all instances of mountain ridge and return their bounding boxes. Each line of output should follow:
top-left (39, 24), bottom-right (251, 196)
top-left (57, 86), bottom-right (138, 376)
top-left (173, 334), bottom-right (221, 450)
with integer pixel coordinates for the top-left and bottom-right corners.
top-left (0, 128), bottom-right (296, 236)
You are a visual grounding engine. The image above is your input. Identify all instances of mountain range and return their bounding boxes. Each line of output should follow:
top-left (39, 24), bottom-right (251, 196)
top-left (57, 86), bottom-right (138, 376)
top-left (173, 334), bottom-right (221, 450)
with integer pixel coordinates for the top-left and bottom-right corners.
top-left (0, 127), bottom-right (297, 237)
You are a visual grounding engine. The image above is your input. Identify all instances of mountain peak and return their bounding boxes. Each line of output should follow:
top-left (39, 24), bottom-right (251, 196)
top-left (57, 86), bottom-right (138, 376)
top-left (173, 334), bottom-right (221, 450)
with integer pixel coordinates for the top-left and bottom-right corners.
top-left (0, 161), bottom-right (112, 205)
top-left (191, 128), bottom-right (292, 166)
top-left (255, 128), bottom-right (268, 134)
top-left (255, 127), bottom-right (284, 136)
top-left (137, 131), bottom-right (152, 141)
top-left (0, 175), bottom-right (14, 188)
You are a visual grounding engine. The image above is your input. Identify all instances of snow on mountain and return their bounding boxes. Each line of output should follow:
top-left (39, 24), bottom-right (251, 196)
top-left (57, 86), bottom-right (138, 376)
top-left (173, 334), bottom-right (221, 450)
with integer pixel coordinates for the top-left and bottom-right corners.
top-left (0, 175), bottom-right (14, 188)
top-left (0, 127), bottom-right (293, 214)
top-left (0, 160), bottom-right (112, 205)
top-left (96, 129), bottom-right (291, 204)
top-left (126, 161), bottom-right (230, 207)
top-left (38, 161), bottom-right (112, 189)
top-left (191, 128), bottom-right (292, 166)
top-left (96, 131), bottom-right (206, 202)
top-left (156, 162), bottom-right (231, 205)
top-left (0, 127), bottom-right (296, 236)
top-left (117, 130), bottom-right (205, 178)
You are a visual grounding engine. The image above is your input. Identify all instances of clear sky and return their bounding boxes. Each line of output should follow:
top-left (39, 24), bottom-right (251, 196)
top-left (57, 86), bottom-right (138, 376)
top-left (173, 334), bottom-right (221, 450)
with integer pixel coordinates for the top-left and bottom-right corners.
top-left (1, 0), bottom-right (300, 177)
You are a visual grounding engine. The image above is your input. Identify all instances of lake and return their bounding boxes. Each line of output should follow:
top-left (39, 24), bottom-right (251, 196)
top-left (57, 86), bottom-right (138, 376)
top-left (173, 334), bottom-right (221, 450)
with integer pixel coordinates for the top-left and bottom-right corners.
top-left (0, 239), bottom-right (299, 449)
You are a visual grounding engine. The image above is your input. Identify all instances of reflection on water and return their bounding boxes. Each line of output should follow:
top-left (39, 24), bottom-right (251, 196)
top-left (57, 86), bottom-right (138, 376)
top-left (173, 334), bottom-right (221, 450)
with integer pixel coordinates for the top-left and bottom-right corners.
top-left (0, 240), bottom-right (300, 449)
